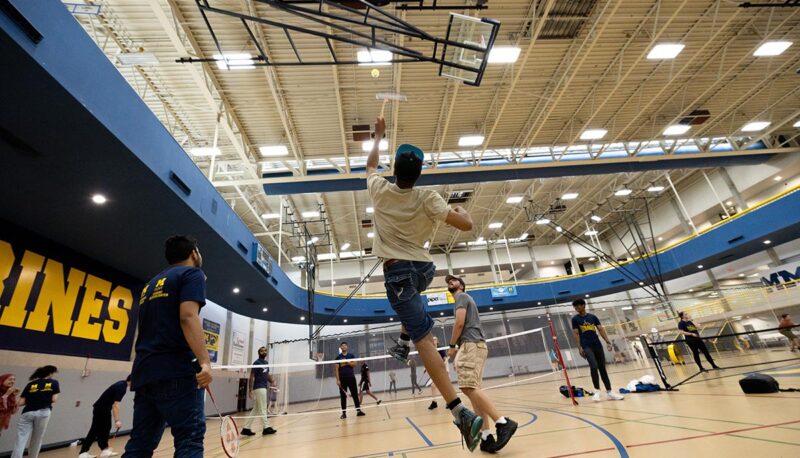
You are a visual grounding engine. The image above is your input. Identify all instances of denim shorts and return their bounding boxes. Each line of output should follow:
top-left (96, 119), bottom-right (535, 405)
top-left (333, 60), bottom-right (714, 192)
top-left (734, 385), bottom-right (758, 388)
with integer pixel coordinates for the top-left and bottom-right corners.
top-left (383, 260), bottom-right (436, 342)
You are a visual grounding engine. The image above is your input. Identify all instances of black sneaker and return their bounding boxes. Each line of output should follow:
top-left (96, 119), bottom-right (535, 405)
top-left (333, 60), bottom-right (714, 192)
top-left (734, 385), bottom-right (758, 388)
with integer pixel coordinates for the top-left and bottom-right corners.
top-left (388, 338), bottom-right (410, 363)
top-left (262, 427), bottom-right (277, 435)
top-left (428, 401), bottom-right (438, 410)
top-left (241, 428), bottom-right (256, 436)
top-left (357, 409), bottom-right (366, 417)
top-left (480, 434), bottom-right (497, 453)
top-left (340, 413), bottom-right (346, 419)
top-left (454, 407), bottom-right (483, 452)
top-left (493, 418), bottom-right (518, 452)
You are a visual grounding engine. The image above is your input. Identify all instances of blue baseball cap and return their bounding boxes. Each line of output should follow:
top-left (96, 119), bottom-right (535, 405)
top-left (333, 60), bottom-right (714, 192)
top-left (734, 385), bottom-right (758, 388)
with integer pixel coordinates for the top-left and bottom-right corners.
top-left (395, 144), bottom-right (424, 162)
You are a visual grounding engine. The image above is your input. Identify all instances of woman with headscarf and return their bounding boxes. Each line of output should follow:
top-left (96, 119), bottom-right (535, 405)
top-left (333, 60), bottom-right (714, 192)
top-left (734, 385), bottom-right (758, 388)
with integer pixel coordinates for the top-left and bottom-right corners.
top-left (0, 374), bottom-right (20, 437)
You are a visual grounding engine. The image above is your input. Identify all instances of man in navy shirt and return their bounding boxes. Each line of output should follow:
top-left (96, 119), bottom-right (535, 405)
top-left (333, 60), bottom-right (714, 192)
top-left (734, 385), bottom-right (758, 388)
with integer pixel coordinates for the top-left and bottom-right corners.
top-left (124, 235), bottom-right (212, 458)
top-left (79, 376), bottom-right (130, 458)
top-left (571, 299), bottom-right (624, 402)
top-left (678, 311), bottom-right (720, 371)
top-left (241, 346), bottom-right (277, 436)
top-left (334, 342), bottom-right (364, 419)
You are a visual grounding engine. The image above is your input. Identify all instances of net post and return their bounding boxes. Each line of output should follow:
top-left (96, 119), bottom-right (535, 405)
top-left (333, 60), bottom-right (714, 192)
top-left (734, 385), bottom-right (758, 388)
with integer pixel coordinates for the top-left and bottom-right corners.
top-left (640, 335), bottom-right (675, 390)
top-left (547, 313), bottom-right (578, 406)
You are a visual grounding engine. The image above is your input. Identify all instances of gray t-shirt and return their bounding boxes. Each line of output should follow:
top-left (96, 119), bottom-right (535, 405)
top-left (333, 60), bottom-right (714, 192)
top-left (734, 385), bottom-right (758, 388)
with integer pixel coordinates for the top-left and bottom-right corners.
top-left (454, 293), bottom-right (485, 345)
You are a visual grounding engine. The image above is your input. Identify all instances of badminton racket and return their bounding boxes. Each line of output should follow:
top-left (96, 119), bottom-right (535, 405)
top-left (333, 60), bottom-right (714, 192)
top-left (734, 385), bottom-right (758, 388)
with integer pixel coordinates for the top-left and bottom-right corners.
top-left (192, 358), bottom-right (240, 457)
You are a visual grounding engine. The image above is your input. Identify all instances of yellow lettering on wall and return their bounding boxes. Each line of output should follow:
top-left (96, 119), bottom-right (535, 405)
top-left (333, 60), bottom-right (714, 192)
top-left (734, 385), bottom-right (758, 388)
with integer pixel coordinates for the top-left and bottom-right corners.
top-left (0, 241), bottom-right (15, 305)
top-left (0, 250), bottom-right (45, 329)
top-left (71, 274), bottom-right (111, 340)
top-left (26, 259), bottom-right (86, 335)
top-left (103, 285), bottom-right (132, 344)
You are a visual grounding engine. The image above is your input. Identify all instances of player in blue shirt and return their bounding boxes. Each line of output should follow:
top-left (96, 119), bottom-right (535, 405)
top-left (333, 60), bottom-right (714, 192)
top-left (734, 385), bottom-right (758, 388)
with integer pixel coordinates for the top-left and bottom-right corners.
top-left (678, 311), bottom-right (721, 371)
top-left (334, 342), bottom-right (364, 419)
top-left (571, 299), bottom-right (624, 402)
top-left (79, 376), bottom-right (130, 458)
top-left (241, 346), bottom-right (277, 436)
top-left (124, 235), bottom-right (212, 457)
top-left (12, 365), bottom-right (60, 458)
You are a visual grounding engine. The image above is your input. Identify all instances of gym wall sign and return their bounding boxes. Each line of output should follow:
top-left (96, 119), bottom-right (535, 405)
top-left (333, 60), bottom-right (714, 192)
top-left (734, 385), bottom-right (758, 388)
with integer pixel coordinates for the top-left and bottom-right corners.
top-left (0, 222), bottom-right (141, 361)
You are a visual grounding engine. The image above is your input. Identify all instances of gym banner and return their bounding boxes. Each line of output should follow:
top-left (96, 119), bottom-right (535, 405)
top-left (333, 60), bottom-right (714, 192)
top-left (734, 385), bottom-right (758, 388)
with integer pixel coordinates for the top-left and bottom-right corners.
top-left (0, 221), bottom-right (142, 361)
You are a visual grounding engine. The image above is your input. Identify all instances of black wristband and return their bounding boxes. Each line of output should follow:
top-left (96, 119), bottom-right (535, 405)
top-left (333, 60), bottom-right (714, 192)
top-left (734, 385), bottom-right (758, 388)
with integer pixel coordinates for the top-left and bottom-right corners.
top-left (449, 344), bottom-right (456, 349)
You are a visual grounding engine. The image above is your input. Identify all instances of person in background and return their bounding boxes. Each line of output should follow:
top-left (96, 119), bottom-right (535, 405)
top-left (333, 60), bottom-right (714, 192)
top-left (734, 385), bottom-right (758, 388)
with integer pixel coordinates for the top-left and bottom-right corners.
top-left (267, 386), bottom-right (279, 415)
top-left (407, 357), bottom-right (423, 395)
top-left (425, 336), bottom-right (449, 410)
top-left (388, 371), bottom-right (397, 396)
top-left (778, 314), bottom-right (800, 351)
top-left (241, 346), bottom-right (277, 437)
top-left (358, 363), bottom-right (382, 406)
top-left (12, 365), bottom-right (60, 458)
top-left (0, 374), bottom-right (20, 438)
top-left (78, 376), bottom-right (131, 458)
top-left (548, 349), bottom-right (562, 371)
top-left (571, 299), bottom-right (625, 402)
top-left (677, 311), bottom-right (721, 372)
top-left (335, 342), bottom-right (364, 419)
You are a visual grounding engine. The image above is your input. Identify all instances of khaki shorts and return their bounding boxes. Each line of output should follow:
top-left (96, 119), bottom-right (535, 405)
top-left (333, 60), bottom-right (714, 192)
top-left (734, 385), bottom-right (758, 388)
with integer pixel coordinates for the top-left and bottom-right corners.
top-left (455, 341), bottom-right (488, 389)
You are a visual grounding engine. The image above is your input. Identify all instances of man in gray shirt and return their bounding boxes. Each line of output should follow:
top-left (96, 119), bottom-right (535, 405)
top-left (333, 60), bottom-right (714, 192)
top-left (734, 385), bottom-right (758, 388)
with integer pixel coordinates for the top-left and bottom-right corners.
top-left (446, 275), bottom-right (517, 453)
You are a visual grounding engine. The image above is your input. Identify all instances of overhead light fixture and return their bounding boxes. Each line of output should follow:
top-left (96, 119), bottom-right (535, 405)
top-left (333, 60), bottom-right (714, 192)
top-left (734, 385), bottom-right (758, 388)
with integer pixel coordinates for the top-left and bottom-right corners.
top-left (366, 207), bottom-right (374, 214)
top-left (424, 241), bottom-right (430, 249)
top-left (794, 120), bottom-right (800, 128)
top-left (555, 226), bottom-right (563, 233)
top-left (590, 214), bottom-right (602, 222)
top-left (332, 281), bottom-right (337, 285)
top-left (688, 288), bottom-right (694, 292)
top-left (615, 188), bottom-right (633, 196)
top-left (588, 257), bottom-right (596, 261)
top-left (621, 306), bottom-right (632, 311)
top-left (774, 176), bottom-right (782, 181)
top-left (535, 218), bottom-right (550, 225)
top-left (585, 230), bottom-right (598, 236)
top-left (519, 233), bottom-right (529, 240)
top-left (190, 147), bottom-right (221, 157)
top-left (697, 264), bottom-right (703, 269)
top-left (261, 213), bottom-right (280, 219)
top-left (307, 237), bottom-right (319, 245)
top-left (259, 145), bottom-right (289, 157)
top-left (647, 186), bottom-right (665, 192)
top-left (440, 312), bottom-right (444, 316)
top-left (506, 196), bottom-right (524, 204)
top-left (738, 273), bottom-right (745, 277)
top-left (460, 268), bottom-right (464, 273)
top-left (580, 129), bottom-right (607, 141)
top-left (233, 287), bottom-right (240, 294)
top-left (357, 49), bottom-right (392, 66)
top-left (458, 135), bottom-right (485, 147)
top-left (487, 46), bottom-right (521, 64)
top-left (647, 43), bottom-right (685, 60)
top-left (585, 294), bottom-right (590, 298)
top-left (300, 316), bottom-right (306, 321)
top-left (389, 317), bottom-right (394, 321)
top-left (262, 307), bottom-right (268, 312)
top-left (343, 319), bottom-right (348, 323)
top-left (91, 194), bottom-right (107, 205)
top-left (550, 261), bottom-right (555, 265)
top-left (213, 53), bottom-right (255, 70)
top-left (292, 256), bottom-right (306, 262)
top-left (489, 307), bottom-right (494, 310)
top-left (663, 124), bottom-right (691, 136)
top-left (562, 192), bottom-right (579, 200)
top-left (741, 121), bottom-right (770, 132)
top-left (116, 52), bottom-right (159, 66)
top-left (367, 232), bottom-right (375, 238)
top-left (537, 302), bottom-right (542, 305)
top-left (362, 139), bottom-right (388, 152)
top-left (658, 236), bottom-right (664, 241)
top-left (763, 240), bottom-right (771, 245)
top-left (753, 41), bottom-right (792, 57)
top-left (521, 264), bottom-right (525, 267)
top-left (639, 282), bottom-right (645, 286)
top-left (340, 242), bottom-right (351, 251)
top-left (488, 222), bottom-right (503, 229)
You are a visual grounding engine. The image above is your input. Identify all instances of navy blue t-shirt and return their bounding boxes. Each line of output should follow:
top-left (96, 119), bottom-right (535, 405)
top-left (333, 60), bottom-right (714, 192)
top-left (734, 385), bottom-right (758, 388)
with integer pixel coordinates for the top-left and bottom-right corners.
top-left (572, 313), bottom-right (603, 348)
top-left (131, 265), bottom-right (206, 390)
top-left (679, 320), bottom-right (700, 338)
top-left (21, 379), bottom-right (60, 413)
top-left (251, 358), bottom-right (270, 389)
top-left (336, 353), bottom-right (356, 378)
top-left (94, 380), bottom-right (127, 410)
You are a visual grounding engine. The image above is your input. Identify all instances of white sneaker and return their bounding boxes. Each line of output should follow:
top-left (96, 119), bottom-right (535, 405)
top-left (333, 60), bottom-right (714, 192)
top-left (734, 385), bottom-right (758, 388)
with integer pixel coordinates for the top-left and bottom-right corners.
top-left (100, 449), bottom-right (118, 457)
top-left (78, 453), bottom-right (96, 458)
top-left (606, 391), bottom-right (625, 401)
top-left (591, 392), bottom-right (602, 402)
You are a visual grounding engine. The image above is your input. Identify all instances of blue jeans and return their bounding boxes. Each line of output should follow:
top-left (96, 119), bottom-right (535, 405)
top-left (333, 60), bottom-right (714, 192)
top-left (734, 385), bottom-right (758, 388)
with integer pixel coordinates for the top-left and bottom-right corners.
top-left (123, 376), bottom-right (205, 458)
top-left (383, 261), bottom-right (436, 342)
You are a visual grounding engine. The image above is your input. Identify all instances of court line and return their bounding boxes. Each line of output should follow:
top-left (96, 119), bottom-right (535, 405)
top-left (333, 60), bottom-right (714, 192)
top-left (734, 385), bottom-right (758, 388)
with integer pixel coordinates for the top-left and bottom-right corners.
top-left (544, 410), bottom-right (629, 458)
top-left (405, 417), bottom-right (434, 447)
top-left (626, 418), bottom-right (800, 449)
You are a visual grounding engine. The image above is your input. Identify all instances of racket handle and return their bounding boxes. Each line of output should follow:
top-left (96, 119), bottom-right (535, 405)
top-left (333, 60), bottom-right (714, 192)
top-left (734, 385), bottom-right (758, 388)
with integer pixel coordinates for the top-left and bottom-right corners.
top-left (380, 98), bottom-right (387, 119)
top-left (191, 358), bottom-right (202, 373)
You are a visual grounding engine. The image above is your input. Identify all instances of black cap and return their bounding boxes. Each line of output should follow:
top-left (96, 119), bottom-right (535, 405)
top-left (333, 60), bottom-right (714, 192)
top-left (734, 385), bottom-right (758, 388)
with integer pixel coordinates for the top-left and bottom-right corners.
top-left (445, 274), bottom-right (466, 290)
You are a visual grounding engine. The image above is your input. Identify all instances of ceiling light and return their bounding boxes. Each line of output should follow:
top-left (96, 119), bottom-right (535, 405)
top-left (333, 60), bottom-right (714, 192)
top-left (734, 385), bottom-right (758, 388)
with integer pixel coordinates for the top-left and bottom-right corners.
top-left (535, 218), bottom-right (550, 225)
top-left (774, 176), bottom-right (782, 181)
top-left (590, 214), bottom-right (602, 222)
top-left (621, 306), bottom-right (632, 310)
top-left (647, 43), bottom-right (685, 59)
top-left (741, 121), bottom-right (770, 132)
top-left (440, 312), bottom-right (444, 316)
top-left (753, 41), bottom-right (792, 57)
top-left (300, 316), bottom-right (305, 321)
top-left (489, 307), bottom-right (494, 310)
top-left (190, 147), bottom-right (221, 157)
top-left (697, 265), bottom-right (703, 269)
top-left (589, 257), bottom-right (596, 261)
top-left (332, 281), bottom-right (337, 285)
top-left (487, 46), bottom-right (521, 64)
top-left (213, 53), bottom-right (254, 70)
top-left (580, 129), bottom-right (607, 141)
top-left (262, 307), bottom-right (268, 312)
top-left (658, 237), bottom-right (663, 241)
top-left (261, 213), bottom-right (280, 219)
top-left (292, 256), bottom-right (306, 262)
top-left (423, 241), bottom-right (430, 249)
top-left (488, 222), bottom-right (503, 229)
top-left (362, 139), bottom-right (388, 152)
top-left (585, 230), bottom-right (598, 236)
top-left (648, 186), bottom-right (665, 192)
top-left (367, 232), bottom-right (375, 238)
top-left (726, 201), bottom-right (733, 206)
top-left (794, 120), bottom-right (800, 128)
top-left (663, 124), bottom-right (691, 136)
top-left (302, 211), bottom-right (320, 218)
top-left (688, 289), bottom-right (694, 292)
top-left (233, 287), bottom-right (240, 294)
top-left (307, 236), bottom-right (319, 245)
top-left (357, 48), bottom-right (392, 66)
top-left (389, 317), bottom-right (394, 321)
top-left (585, 294), bottom-right (590, 298)
top-left (506, 196), bottom-right (524, 204)
top-left (521, 264), bottom-right (525, 267)
top-left (364, 207), bottom-right (375, 216)
top-left (738, 273), bottom-right (745, 277)
top-left (460, 268), bottom-right (464, 273)
top-left (519, 233), bottom-right (529, 240)
top-left (340, 242), bottom-right (351, 251)
top-left (763, 240), bottom-right (771, 245)
top-left (343, 319), bottom-right (348, 323)
top-left (458, 135), bottom-right (485, 147)
top-left (555, 226), bottom-right (563, 233)
top-left (562, 192), bottom-right (579, 200)
top-left (550, 261), bottom-right (555, 265)
top-left (116, 52), bottom-right (159, 66)
top-left (259, 145), bottom-right (289, 157)
top-left (91, 194), bottom-right (107, 205)
top-left (537, 301), bottom-right (542, 305)
top-left (615, 188), bottom-right (633, 196)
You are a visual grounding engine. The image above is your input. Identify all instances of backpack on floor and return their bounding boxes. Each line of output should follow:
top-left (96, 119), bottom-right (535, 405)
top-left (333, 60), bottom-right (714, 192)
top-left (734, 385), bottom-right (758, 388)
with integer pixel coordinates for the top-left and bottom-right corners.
top-left (739, 373), bottom-right (779, 394)
top-left (559, 385), bottom-right (592, 398)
